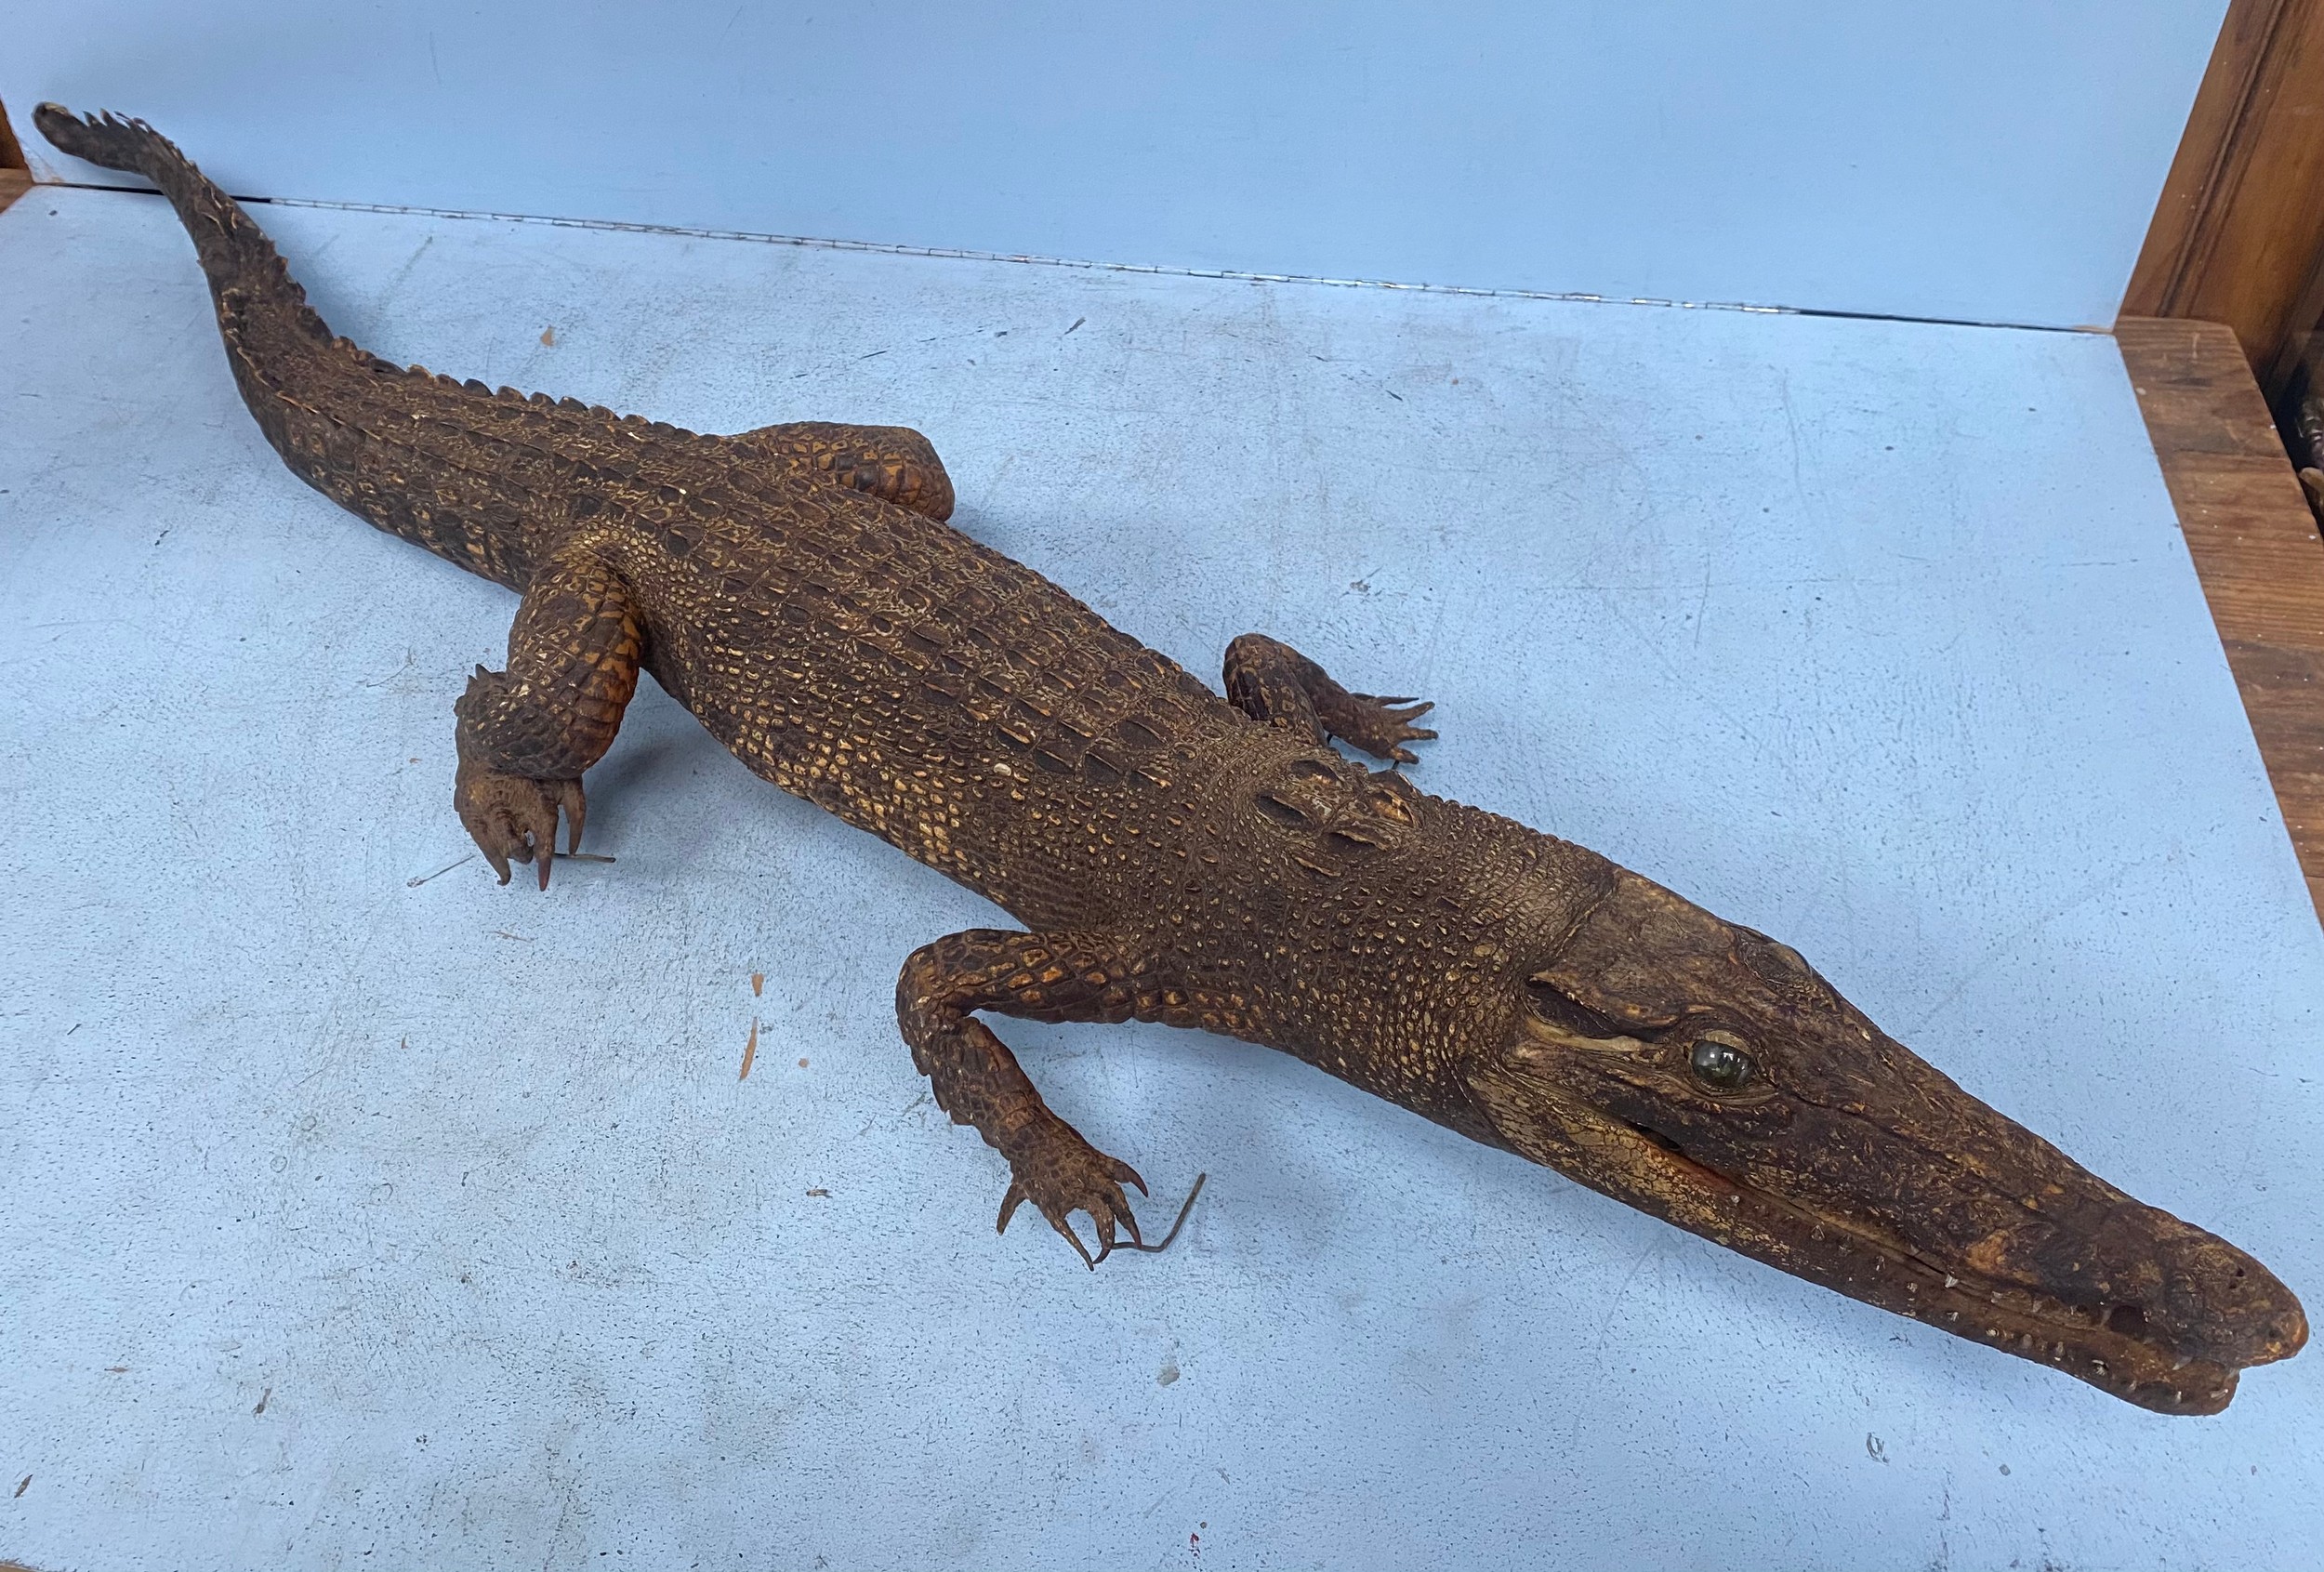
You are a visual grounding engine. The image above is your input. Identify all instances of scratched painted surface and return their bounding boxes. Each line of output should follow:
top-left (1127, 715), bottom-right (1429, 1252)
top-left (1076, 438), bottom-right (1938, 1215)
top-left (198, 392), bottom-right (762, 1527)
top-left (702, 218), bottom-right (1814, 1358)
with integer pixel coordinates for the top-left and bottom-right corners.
top-left (6, 0), bottom-right (2223, 328)
top-left (2, 188), bottom-right (2319, 1570)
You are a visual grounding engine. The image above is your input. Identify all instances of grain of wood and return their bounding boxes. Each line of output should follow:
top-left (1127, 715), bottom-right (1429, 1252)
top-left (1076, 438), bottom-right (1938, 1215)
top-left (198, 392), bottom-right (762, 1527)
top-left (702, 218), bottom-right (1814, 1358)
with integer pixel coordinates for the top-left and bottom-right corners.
top-left (0, 94), bottom-right (28, 175)
top-left (2122, 0), bottom-right (2324, 395)
top-left (2119, 316), bottom-right (2324, 918)
top-left (0, 170), bottom-right (33, 218)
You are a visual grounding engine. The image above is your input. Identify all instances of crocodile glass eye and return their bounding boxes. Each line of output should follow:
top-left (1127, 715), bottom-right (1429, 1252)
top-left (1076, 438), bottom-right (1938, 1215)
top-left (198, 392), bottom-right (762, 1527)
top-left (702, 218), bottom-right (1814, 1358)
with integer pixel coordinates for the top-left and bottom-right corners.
top-left (1689, 1031), bottom-right (1755, 1091)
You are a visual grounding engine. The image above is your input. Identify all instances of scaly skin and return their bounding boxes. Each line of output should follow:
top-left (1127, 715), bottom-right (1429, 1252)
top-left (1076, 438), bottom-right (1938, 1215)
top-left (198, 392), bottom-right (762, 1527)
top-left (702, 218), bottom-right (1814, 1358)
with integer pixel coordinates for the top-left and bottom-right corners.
top-left (39, 105), bottom-right (2306, 1413)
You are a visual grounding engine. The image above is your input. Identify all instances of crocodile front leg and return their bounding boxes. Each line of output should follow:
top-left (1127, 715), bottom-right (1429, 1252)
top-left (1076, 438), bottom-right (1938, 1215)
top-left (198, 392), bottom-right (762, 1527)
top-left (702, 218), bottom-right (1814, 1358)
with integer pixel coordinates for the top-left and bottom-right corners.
top-left (897, 929), bottom-right (1155, 1266)
top-left (1222, 632), bottom-right (1437, 763)
top-left (455, 542), bottom-right (644, 888)
top-left (719, 420), bottom-right (956, 521)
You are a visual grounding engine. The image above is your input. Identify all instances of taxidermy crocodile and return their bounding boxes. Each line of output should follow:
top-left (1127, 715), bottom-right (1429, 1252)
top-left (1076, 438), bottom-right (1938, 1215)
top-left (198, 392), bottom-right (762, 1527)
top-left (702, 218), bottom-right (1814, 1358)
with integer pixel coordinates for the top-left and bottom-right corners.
top-left (37, 104), bottom-right (2305, 1415)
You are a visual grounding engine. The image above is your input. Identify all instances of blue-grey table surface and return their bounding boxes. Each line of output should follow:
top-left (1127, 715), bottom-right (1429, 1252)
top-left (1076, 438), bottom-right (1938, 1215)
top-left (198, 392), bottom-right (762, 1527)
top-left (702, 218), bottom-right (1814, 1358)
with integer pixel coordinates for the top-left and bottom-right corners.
top-left (2, 186), bottom-right (2318, 1570)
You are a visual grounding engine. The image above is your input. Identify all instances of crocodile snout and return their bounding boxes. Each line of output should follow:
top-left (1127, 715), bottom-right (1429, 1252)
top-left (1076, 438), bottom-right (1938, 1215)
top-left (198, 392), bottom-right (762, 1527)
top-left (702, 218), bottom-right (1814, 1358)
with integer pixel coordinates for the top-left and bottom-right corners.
top-left (2152, 1231), bottom-right (2308, 1367)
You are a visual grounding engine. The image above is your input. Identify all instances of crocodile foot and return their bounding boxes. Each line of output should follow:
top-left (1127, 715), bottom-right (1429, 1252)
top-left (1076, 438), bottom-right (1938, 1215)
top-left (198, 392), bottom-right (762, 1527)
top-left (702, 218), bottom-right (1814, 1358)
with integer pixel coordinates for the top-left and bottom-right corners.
top-left (455, 760), bottom-right (585, 890)
top-left (996, 1112), bottom-right (1149, 1268)
top-left (1321, 692), bottom-right (1438, 765)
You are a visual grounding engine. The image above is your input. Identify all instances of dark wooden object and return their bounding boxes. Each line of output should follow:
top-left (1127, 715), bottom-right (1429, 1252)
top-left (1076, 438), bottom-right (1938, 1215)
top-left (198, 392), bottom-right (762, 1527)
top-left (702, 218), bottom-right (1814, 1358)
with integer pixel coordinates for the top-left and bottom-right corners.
top-left (0, 95), bottom-right (29, 217)
top-left (2122, 0), bottom-right (2324, 398)
top-left (2119, 317), bottom-right (2324, 918)
top-left (0, 96), bottom-right (27, 172)
top-left (1, 97), bottom-right (31, 218)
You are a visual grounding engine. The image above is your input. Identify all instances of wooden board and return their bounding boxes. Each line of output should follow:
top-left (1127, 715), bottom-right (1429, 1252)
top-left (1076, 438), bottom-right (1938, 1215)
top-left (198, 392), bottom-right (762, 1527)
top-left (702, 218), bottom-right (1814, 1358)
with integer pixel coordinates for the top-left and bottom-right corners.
top-left (2122, 0), bottom-right (2324, 395)
top-left (0, 93), bottom-right (27, 175)
top-left (2120, 315), bottom-right (2324, 917)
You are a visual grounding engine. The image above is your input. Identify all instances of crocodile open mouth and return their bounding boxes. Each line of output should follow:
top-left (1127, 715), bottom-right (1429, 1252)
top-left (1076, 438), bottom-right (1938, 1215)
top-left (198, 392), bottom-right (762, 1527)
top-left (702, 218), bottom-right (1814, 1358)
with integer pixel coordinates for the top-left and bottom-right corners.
top-left (1589, 1104), bottom-right (2246, 1414)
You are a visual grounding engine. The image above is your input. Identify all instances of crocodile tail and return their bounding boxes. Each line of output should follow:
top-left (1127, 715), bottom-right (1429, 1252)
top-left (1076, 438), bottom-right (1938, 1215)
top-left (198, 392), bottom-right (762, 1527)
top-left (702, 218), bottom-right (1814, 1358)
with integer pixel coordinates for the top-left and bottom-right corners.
top-left (34, 104), bottom-right (333, 349)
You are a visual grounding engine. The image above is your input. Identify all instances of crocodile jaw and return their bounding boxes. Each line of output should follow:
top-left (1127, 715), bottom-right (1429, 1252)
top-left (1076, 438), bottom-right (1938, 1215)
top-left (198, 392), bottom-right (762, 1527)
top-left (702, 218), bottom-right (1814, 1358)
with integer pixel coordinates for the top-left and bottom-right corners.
top-left (1466, 1053), bottom-right (2304, 1414)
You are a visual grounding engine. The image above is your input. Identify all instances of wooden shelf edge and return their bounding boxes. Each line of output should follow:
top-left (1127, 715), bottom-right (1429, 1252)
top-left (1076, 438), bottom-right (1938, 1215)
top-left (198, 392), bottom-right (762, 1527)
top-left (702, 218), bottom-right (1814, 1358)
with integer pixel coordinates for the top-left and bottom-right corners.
top-left (2119, 316), bottom-right (2324, 922)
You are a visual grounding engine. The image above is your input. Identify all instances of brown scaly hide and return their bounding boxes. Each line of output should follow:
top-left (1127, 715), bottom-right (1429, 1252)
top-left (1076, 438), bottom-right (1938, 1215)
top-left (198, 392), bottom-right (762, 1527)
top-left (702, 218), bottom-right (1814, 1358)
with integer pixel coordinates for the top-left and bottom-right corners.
top-left (36, 104), bottom-right (2306, 1414)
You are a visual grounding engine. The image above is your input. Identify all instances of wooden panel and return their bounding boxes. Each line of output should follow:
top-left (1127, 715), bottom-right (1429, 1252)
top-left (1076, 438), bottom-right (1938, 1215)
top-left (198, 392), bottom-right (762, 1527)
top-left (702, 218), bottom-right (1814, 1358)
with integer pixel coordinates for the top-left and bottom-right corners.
top-left (2119, 316), bottom-right (2324, 918)
top-left (0, 93), bottom-right (26, 172)
top-left (2122, 0), bottom-right (2324, 395)
top-left (1, 95), bottom-right (30, 218)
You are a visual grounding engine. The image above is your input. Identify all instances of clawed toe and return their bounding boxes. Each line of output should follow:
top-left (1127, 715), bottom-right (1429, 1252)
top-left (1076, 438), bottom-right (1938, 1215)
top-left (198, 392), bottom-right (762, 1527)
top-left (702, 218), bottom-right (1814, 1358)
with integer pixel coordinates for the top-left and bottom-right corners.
top-left (1332, 693), bottom-right (1440, 764)
top-left (1362, 695), bottom-right (1434, 727)
top-left (456, 762), bottom-right (586, 890)
top-left (996, 1124), bottom-right (1149, 1269)
top-left (557, 778), bottom-right (587, 855)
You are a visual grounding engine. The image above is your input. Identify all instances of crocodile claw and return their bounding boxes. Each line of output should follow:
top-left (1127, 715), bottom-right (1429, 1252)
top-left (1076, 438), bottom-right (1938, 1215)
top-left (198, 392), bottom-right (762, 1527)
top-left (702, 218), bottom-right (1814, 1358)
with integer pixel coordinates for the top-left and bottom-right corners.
top-left (456, 763), bottom-right (585, 890)
top-left (1340, 694), bottom-right (1438, 764)
top-left (996, 1118), bottom-right (1148, 1268)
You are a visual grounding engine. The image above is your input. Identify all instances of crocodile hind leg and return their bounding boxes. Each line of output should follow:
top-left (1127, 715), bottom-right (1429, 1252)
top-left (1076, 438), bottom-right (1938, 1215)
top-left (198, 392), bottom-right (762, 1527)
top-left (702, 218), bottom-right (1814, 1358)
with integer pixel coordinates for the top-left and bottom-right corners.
top-left (1222, 633), bottom-right (1437, 763)
top-left (455, 543), bottom-right (644, 888)
top-left (897, 929), bottom-right (1156, 1266)
top-left (719, 420), bottom-right (956, 521)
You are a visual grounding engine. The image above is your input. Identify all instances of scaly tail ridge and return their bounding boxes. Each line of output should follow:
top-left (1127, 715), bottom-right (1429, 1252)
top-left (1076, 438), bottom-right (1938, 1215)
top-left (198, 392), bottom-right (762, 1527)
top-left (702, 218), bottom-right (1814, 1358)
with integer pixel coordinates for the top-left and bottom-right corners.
top-left (26, 105), bottom-right (552, 584)
top-left (34, 103), bottom-right (332, 350)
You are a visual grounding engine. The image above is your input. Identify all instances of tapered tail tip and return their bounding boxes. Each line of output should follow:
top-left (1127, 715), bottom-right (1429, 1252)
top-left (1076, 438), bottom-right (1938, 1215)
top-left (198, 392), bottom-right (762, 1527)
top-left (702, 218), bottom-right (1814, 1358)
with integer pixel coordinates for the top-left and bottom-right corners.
top-left (33, 103), bottom-right (152, 173)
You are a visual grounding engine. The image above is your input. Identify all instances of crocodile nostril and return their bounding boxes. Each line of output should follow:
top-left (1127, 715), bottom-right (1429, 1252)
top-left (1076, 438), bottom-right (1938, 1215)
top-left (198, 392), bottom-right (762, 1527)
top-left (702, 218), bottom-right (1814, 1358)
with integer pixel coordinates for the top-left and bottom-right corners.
top-left (2104, 1302), bottom-right (2149, 1341)
top-left (2268, 1301), bottom-right (2309, 1358)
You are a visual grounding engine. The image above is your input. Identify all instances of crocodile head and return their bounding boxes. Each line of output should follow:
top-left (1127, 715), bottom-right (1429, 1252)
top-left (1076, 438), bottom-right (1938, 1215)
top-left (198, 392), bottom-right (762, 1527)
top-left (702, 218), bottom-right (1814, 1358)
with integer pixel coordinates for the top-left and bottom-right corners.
top-left (1463, 867), bottom-right (2306, 1413)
